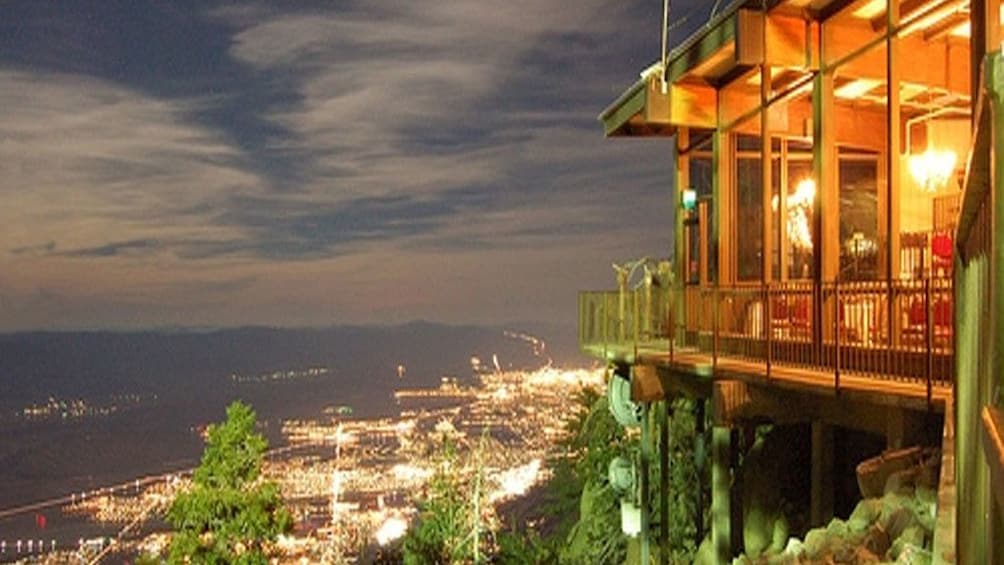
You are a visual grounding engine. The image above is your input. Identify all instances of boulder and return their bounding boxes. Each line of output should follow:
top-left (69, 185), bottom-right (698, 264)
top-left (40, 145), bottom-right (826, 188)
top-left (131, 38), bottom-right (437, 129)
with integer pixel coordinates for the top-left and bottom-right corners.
top-left (881, 507), bottom-right (918, 541)
top-left (741, 425), bottom-right (810, 558)
top-left (802, 527), bottom-right (829, 558)
top-left (693, 534), bottom-right (715, 565)
top-left (861, 525), bottom-right (892, 556)
top-left (889, 524), bottom-right (926, 561)
top-left (852, 545), bottom-right (882, 563)
top-left (894, 543), bottom-right (933, 565)
top-left (848, 499), bottom-right (882, 533)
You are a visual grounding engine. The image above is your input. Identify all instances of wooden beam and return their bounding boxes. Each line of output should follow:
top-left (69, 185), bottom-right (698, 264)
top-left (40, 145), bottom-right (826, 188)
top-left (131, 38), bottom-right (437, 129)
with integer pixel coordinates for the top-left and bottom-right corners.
top-left (668, 83), bottom-right (718, 129)
top-left (762, 61), bottom-right (774, 286)
top-left (666, 14), bottom-right (738, 84)
top-left (765, 13), bottom-right (820, 69)
top-left (737, 10), bottom-right (765, 66)
top-left (824, 20), bottom-right (971, 95)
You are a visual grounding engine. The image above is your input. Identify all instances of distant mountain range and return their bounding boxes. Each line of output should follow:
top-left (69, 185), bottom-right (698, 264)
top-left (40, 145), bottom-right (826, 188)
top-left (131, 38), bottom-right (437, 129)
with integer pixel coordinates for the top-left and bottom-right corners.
top-left (0, 321), bottom-right (586, 410)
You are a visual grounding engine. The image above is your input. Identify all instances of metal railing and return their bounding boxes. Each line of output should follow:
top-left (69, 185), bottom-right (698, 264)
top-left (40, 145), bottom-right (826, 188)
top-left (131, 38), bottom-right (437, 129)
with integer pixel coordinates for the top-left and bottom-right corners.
top-left (579, 277), bottom-right (954, 396)
top-left (578, 284), bottom-right (673, 362)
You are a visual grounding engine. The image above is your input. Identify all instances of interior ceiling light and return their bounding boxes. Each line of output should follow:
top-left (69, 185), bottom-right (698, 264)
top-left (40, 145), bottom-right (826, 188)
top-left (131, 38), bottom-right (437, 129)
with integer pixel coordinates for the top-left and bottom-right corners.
top-left (909, 148), bottom-right (957, 193)
top-left (950, 21), bottom-right (970, 38)
top-left (834, 78), bottom-right (881, 100)
top-left (852, 0), bottom-right (886, 19)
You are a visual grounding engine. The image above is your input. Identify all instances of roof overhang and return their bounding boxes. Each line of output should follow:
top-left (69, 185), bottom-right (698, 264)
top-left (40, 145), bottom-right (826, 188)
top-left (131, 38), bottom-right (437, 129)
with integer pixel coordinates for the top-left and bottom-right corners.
top-left (599, 66), bottom-right (718, 138)
top-left (599, 70), bottom-right (673, 137)
top-left (600, 5), bottom-right (770, 138)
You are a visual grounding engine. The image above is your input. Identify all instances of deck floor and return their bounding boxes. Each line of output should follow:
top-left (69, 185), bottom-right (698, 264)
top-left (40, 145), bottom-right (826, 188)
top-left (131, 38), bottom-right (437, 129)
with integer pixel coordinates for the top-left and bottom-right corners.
top-left (584, 342), bottom-right (952, 411)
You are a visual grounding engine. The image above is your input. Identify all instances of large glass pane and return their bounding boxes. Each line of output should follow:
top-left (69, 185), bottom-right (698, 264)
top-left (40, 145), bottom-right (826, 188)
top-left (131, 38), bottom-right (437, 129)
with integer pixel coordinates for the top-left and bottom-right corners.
top-left (685, 131), bottom-right (713, 285)
top-left (786, 141), bottom-right (814, 280)
top-left (736, 133), bottom-right (763, 281)
top-left (839, 150), bottom-right (879, 281)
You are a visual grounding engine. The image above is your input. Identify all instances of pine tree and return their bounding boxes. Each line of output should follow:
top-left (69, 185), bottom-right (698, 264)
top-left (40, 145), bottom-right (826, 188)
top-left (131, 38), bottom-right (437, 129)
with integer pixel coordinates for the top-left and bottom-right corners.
top-left (167, 401), bottom-right (291, 564)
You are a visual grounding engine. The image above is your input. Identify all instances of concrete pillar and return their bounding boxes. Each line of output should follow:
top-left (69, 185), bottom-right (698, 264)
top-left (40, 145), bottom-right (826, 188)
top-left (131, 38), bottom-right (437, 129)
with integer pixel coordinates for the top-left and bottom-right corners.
top-left (810, 421), bottom-right (834, 526)
top-left (712, 425), bottom-right (732, 563)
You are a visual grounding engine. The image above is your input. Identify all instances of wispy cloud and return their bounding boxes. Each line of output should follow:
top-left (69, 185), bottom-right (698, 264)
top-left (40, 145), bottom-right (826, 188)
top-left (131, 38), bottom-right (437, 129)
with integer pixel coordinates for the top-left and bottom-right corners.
top-left (0, 1), bottom-right (677, 329)
top-left (0, 69), bottom-right (262, 257)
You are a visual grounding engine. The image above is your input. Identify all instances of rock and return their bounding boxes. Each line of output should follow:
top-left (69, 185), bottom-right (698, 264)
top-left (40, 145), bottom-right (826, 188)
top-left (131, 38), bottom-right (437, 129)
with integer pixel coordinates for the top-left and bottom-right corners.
top-left (857, 447), bottom-right (924, 499)
top-left (881, 507), bottom-right (918, 540)
top-left (884, 468), bottom-right (919, 496)
top-left (889, 524), bottom-right (926, 560)
top-left (861, 525), bottom-right (892, 556)
top-left (852, 545), bottom-right (882, 563)
top-left (802, 527), bottom-right (829, 558)
top-left (744, 503), bottom-right (774, 558)
top-left (825, 517), bottom-right (848, 539)
top-left (742, 425), bottom-right (811, 559)
top-left (895, 543), bottom-right (933, 565)
top-left (769, 513), bottom-right (790, 555)
top-left (913, 487), bottom-right (937, 534)
top-left (694, 535), bottom-right (715, 565)
top-left (782, 536), bottom-right (803, 556)
top-left (848, 499), bottom-right (882, 532)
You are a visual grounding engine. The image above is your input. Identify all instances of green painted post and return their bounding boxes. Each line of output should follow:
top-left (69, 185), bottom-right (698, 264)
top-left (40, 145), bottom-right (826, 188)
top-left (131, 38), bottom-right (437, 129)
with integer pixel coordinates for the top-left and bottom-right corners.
top-left (695, 399), bottom-right (706, 541)
top-left (660, 401), bottom-right (670, 565)
top-left (641, 402), bottom-right (651, 565)
top-left (989, 51), bottom-right (1004, 564)
top-left (711, 425), bottom-right (731, 564)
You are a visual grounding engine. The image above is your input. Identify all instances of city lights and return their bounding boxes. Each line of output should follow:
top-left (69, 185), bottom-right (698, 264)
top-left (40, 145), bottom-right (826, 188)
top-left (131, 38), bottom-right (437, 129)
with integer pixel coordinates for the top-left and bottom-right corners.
top-left (0, 362), bottom-right (603, 562)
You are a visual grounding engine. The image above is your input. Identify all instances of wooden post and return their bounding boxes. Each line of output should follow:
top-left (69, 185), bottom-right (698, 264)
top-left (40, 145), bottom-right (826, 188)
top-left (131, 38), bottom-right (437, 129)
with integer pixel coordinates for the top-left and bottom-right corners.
top-left (812, 63), bottom-right (835, 362)
top-left (886, 0), bottom-right (901, 355)
top-left (810, 421), bottom-right (834, 526)
top-left (677, 129), bottom-right (691, 351)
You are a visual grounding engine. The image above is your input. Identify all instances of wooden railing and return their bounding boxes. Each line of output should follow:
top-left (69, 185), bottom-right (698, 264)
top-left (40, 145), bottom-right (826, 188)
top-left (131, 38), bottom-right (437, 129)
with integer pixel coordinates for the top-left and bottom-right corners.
top-left (579, 277), bottom-right (954, 400)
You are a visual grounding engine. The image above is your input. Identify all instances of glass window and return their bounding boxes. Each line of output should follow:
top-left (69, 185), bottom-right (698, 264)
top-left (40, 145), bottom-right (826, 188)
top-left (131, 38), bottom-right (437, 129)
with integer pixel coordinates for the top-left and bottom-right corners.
top-left (838, 150), bottom-right (879, 281)
top-left (736, 134), bottom-right (763, 281)
top-left (786, 145), bottom-right (814, 280)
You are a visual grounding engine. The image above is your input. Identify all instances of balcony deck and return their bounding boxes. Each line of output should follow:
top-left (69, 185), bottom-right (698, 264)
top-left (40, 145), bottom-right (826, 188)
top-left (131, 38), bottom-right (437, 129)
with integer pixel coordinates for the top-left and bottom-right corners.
top-left (580, 279), bottom-right (953, 411)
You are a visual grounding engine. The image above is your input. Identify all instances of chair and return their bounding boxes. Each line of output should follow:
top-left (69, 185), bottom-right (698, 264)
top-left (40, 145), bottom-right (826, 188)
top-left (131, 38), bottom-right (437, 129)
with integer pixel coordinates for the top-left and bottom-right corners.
top-left (931, 232), bottom-right (953, 277)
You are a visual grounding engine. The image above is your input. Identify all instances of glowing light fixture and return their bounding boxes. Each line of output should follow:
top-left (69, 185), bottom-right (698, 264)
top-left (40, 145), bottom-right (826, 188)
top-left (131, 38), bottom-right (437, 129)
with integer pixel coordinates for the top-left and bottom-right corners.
top-left (852, 0), bottom-right (885, 19)
top-left (788, 179), bottom-right (815, 251)
top-left (834, 78), bottom-right (881, 100)
top-left (681, 188), bottom-right (697, 211)
top-left (908, 148), bottom-right (957, 193)
top-left (770, 179), bottom-right (815, 250)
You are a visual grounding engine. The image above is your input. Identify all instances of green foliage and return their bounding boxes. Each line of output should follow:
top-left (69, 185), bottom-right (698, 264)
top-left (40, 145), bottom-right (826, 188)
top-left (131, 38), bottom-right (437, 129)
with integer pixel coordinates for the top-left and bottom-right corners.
top-left (495, 528), bottom-right (557, 564)
top-left (167, 401), bottom-right (292, 564)
top-left (402, 440), bottom-right (490, 565)
top-left (557, 389), bottom-right (711, 564)
top-left (559, 390), bottom-right (634, 564)
top-left (659, 398), bottom-right (707, 562)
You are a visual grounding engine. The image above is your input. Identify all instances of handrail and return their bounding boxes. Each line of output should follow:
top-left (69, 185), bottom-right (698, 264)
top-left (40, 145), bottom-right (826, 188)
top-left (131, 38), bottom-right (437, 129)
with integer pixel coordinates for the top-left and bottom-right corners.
top-left (579, 277), bottom-right (954, 400)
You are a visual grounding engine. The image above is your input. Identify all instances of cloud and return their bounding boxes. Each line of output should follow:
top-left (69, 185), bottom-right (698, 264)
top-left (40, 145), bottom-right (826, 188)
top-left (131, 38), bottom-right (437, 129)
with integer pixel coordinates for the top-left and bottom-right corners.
top-left (56, 238), bottom-right (162, 258)
top-left (207, 1), bottom-right (673, 254)
top-left (0, 69), bottom-right (262, 257)
top-left (0, 2), bottom-right (679, 329)
top-left (10, 241), bottom-right (56, 256)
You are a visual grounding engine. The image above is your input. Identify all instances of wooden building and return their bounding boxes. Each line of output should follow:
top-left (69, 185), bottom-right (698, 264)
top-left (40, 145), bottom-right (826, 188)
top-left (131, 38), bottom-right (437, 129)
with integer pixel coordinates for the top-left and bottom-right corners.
top-left (579, 0), bottom-right (1004, 562)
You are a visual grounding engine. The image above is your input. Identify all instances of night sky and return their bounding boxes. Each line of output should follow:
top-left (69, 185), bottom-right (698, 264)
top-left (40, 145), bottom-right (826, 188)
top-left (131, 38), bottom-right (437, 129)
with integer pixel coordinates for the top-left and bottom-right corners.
top-left (0, 1), bottom-right (709, 331)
